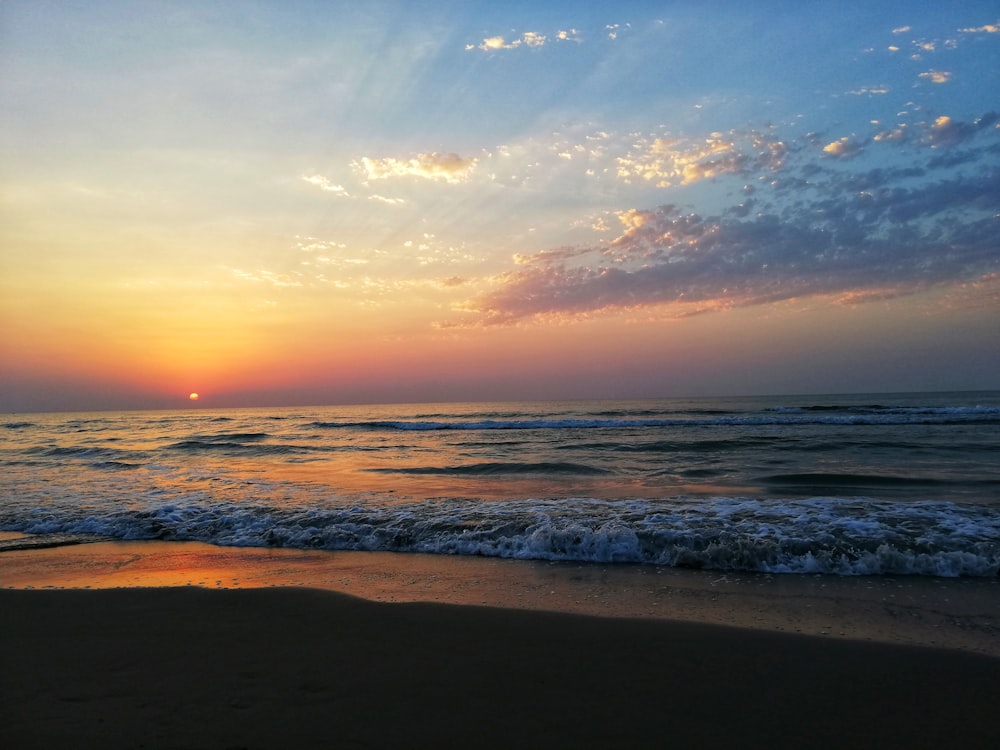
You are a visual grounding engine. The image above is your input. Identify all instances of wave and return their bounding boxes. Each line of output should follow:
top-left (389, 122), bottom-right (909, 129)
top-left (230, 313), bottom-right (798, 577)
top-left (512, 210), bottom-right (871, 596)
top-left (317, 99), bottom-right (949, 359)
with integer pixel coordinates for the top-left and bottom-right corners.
top-left (3, 421), bottom-right (35, 429)
top-left (761, 473), bottom-right (947, 487)
top-left (306, 408), bottom-right (1000, 432)
top-left (4, 496), bottom-right (997, 578)
top-left (37, 446), bottom-right (125, 459)
top-left (767, 404), bottom-right (1000, 417)
top-left (89, 460), bottom-right (142, 471)
top-left (366, 462), bottom-right (613, 477)
top-left (565, 436), bottom-right (793, 454)
top-left (165, 440), bottom-right (331, 457)
top-left (184, 432), bottom-right (271, 442)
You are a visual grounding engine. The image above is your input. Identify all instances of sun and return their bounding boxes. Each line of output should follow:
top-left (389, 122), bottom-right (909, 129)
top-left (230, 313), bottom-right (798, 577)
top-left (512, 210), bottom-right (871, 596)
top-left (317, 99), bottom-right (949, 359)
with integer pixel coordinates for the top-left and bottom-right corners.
top-left (188, 392), bottom-right (199, 401)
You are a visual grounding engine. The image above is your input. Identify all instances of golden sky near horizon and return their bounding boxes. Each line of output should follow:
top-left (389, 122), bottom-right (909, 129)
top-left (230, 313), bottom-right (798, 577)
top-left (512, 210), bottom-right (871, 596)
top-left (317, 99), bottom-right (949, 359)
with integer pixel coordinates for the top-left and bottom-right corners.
top-left (2, 1), bottom-right (999, 411)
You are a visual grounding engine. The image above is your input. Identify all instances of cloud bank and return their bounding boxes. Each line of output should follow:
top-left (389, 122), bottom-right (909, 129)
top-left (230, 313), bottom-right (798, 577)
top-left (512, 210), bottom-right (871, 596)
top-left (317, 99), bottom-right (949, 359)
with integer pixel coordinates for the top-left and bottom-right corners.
top-left (468, 113), bottom-right (1000, 324)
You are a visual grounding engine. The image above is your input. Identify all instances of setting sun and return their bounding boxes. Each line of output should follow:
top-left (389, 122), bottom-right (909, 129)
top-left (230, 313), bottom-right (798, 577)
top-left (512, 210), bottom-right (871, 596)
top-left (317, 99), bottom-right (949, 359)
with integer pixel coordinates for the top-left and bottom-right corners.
top-left (189, 393), bottom-right (199, 401)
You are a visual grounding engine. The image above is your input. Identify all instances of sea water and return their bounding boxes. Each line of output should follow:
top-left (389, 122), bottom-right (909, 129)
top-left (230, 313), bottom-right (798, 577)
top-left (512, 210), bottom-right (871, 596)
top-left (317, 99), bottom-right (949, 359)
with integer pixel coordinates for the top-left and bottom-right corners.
top-left (2, 392), bottom-right (998, 577)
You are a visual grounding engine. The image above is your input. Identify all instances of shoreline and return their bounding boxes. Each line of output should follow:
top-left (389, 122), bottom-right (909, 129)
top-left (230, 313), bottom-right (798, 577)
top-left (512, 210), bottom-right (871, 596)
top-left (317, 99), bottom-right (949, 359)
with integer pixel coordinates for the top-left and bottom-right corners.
top-left (2, 538), bottom-right (999, 748)
top-left (2, 536), bottom-right (998, 657)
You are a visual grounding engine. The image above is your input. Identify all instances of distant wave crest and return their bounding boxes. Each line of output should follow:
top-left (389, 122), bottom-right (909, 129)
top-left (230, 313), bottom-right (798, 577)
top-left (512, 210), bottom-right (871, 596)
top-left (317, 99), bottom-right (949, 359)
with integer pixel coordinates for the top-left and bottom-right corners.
top-left (308, 406), bottom-right (1000, 432)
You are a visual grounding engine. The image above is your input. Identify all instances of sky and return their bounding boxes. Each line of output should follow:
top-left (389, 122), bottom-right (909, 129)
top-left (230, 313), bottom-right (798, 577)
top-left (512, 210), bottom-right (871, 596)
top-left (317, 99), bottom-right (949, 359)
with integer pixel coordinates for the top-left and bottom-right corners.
top-left (1, 1), bottom-right (999, 412)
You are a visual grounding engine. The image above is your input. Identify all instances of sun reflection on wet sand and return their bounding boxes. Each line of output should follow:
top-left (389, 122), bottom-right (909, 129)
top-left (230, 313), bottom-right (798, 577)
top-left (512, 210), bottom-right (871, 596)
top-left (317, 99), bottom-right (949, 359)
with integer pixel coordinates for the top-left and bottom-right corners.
top-left (2, 539), bottom-right (997, 657)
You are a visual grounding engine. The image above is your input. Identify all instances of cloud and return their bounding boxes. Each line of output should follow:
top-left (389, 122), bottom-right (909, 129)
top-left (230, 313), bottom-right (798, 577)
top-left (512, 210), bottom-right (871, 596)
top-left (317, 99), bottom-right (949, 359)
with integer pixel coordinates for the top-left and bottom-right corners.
top-left (892, 26), bottom-right (912, 34)
top-left (958, 21), bottom-right (999, 33)
top-left (369, 194), bottom-right (407, 205)
top-left (471, 189), bottom-right (999, 323)
top-left (356, 152), bottom-right (478, 184)
top-left (464, 128), bottom-right (1000, 325)
top-left (847, 86), bottom-right (889, 96)
top-left (919, 70), bottom-right (952, 84)
top-left (924, 115), bottom-right (973, 148)
top-left (615, 130), bottom-right (785, 187)
top-left (467, 32), bottom-right (547, 51)
top-left (873, 125), bottom-right (909, 143)
top-left (232, 268), bottom-right (304, 288)
top-left (295, 236), bottom-right (347, 253)
top-left (302, 174), bottom-right (349, 196)
top-left (870, 113), bottom-right (997, 151)
top-left (468, 36), bottom-right (518, 51)
top-left (605, 23), bottom-right (631, 40)
top-left (556, 29), bottom-right (583, 42)
top-left (822, 136), bottom-right (864, 159)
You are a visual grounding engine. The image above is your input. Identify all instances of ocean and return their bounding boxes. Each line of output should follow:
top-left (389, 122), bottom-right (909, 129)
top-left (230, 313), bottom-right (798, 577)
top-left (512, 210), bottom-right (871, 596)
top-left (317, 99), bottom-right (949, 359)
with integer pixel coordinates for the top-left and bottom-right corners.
top-left (2, 391), bottom-right (999, 577)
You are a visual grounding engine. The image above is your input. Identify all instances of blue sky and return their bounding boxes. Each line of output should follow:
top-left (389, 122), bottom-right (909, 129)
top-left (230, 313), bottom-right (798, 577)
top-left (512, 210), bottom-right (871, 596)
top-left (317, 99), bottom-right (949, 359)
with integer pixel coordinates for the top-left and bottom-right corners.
top-left (1, 1), bottom-right (998, 410)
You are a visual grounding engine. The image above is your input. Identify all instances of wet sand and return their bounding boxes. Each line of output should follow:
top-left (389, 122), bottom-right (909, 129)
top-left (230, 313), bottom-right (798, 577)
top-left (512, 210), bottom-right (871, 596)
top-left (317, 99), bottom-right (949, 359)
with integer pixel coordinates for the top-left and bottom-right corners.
top-left (2, 538), bottom-right (998, 656)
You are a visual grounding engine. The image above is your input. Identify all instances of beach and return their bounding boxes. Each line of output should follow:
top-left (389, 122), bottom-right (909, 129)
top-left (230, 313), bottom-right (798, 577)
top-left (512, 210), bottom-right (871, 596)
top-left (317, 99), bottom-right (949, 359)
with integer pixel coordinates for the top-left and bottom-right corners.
top-left (3, 540), bottom-right (999, 749)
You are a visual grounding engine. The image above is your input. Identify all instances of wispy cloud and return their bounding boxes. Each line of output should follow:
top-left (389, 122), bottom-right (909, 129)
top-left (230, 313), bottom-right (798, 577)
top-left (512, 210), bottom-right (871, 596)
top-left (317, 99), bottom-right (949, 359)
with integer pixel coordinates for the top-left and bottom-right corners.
top-left (369, 194), bottom-right (407, 205)
top-left (302, 174), bottom-right (349, 196)
top-left (355, 152), bottom-right (478, 184)
top-left (847, 85), bottom-right (890, 96)
top-left (605, 23), bottom-right (631, 40)
top-left (958, 21), bottom-right (999, 34)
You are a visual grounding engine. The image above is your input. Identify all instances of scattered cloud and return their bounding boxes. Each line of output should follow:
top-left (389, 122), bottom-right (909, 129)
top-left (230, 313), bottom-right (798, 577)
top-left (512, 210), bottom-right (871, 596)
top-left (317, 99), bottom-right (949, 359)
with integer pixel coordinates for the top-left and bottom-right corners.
top-left (556, 29), bottom-right (583, 42)
top-left (232, 268), bottom-right (304, 288)
top-left (356, 152), bottom-right (478, 184)
top-left (465, 26), bottom-right (589, 51)
top-left (523, 32), bottom-right (546, 48)
top-left (460, 112), bottom-right (1000, 325)
top-left (615, 130), bottom-right (785, 187)
top-left (958, 21), bottom-right (999, 33)
top-left (874, 124), bottom-right (909, 143)
top-left (605, 23), bottom-right (632, 40)
top-left (919, 70), bottom-right (952, 84)
top-left (295, 236), bottom-right (347, 253)
top-left (822, 136), bottom-right (864, 159)
top-left (467, 31), bottom-right (547, 51)
top-left (848, 86), bottom-right (890, 95)
top-left (468, 36), bottom-right (518, 51)
top-left (923, 112), bottom-right (998, 148)
top-left (302, 174), bottom-right (349, 196)
top-left (892, 25), bottom-right (911, 34)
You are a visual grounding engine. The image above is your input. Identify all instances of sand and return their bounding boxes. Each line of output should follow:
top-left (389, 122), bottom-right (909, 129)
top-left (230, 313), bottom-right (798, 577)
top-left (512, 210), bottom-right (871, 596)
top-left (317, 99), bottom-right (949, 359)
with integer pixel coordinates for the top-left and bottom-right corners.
top-left (2, 540), bottom-right (999, 749)
top-left (3, 538), bottom-right (998, 655)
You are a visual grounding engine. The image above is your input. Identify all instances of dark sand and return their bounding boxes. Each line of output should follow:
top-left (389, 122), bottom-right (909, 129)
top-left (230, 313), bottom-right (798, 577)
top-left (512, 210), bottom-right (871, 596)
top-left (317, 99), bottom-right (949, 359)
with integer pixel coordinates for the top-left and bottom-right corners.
top-left (2, 586), bottom-right (999, 750)
top-left (2, 539), bottom-right (999, 749)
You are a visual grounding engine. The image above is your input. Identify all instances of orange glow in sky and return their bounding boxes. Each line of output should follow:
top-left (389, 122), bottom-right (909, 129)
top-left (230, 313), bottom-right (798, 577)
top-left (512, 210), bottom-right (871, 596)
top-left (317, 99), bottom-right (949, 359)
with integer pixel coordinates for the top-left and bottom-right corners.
top-left (1, 2), bottom-right (998, 412)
